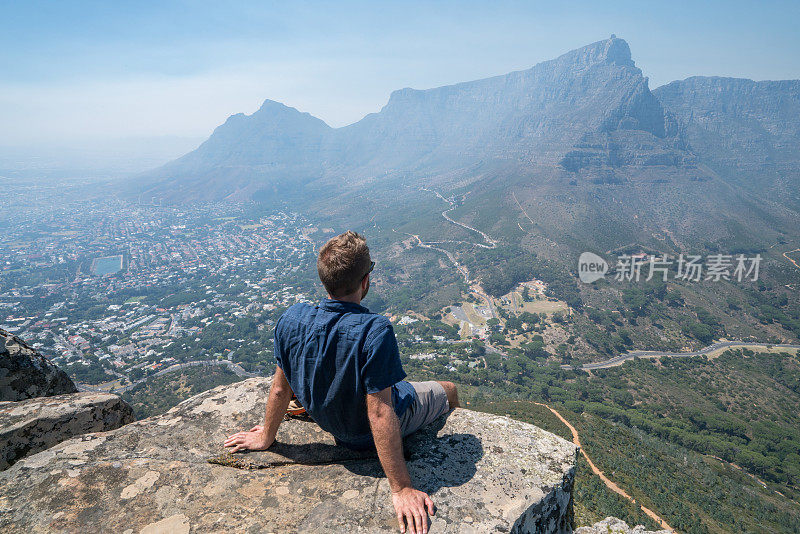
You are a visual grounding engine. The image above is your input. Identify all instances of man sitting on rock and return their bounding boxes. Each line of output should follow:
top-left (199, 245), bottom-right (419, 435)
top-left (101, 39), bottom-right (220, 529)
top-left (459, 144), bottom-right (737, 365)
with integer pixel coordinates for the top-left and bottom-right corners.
top-left (224, 230), bottom-right (459, 534)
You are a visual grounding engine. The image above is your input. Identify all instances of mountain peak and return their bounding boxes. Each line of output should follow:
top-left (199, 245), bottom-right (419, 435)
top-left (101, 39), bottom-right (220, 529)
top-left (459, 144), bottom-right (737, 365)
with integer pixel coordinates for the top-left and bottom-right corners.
top-left (256, 98), bottom-right (295, 113)
top-left (252, 99), bottom-right (330, 126)
top-left (603, 36), bottom-right (634, 66)
top-left (564, 35), bottom-right (635, 69)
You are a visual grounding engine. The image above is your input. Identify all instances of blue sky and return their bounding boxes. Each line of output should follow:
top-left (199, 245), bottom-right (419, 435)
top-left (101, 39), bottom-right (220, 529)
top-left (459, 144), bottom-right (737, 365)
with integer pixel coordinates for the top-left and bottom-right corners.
top-left (2, 0), bottom-right (799, 150)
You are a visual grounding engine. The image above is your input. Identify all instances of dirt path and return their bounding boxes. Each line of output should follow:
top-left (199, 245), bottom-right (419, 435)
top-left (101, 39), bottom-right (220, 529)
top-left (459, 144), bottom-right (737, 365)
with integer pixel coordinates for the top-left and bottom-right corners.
top-left (784, 248), bottom-right (800, 271)
top-left (533, 402), bottom-right (675, 532)
top-left (512, 191), bottom-right (536, 227)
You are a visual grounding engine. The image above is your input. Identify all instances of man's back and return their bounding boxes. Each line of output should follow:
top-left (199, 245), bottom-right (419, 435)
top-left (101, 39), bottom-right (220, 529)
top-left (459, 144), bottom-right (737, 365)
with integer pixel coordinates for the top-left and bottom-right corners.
top-left (274, 298), bottom-right (415, 449)
top-left (226, 231), bottom-right (454, 533)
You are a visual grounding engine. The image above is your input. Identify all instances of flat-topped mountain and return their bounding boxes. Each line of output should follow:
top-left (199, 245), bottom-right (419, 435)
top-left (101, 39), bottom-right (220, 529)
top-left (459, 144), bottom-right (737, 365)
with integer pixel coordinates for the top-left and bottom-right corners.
top-left (654, 76), bottom-right (800, 205)
top-left (134, 36), bottom-right (687, 203)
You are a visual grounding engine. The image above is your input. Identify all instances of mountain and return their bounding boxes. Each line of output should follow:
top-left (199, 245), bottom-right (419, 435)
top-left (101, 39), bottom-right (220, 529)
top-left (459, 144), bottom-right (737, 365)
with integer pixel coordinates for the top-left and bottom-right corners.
top-left (654, 76), bottom-right (800, 207)
top-left (134, 36), bottom-right (689, 202)
top-left (137, 100), bottom-right (332, 202)
top-left (333, 36), bottom-right (673, 170)
top-left (131, 36), bottom-right (800, 275)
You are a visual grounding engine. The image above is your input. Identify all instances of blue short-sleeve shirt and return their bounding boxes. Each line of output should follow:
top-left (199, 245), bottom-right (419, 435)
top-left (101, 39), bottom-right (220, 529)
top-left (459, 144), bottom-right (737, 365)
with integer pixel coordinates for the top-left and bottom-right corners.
top-left (274, 298), bottom-right (416, 450)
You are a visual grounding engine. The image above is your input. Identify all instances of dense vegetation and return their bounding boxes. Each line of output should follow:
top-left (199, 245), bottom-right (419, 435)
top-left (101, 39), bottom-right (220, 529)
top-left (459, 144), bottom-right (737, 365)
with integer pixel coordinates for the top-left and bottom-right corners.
top-left (122, 366), bottom-right (242, 419)
top-left (463, 396), bottom-right (661, 530)
top-left (407, 349), bottom-right (800, 532)
top-left (461, 244), bottom-right (582, 309)
top-left (470, 396), bottom-right (800, 534)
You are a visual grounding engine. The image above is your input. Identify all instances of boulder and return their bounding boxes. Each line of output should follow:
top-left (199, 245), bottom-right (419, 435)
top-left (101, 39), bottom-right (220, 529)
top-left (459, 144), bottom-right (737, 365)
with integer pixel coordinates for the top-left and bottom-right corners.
top-left (0, 392), bottom-right (134, 470)
top-left (575, 516), bottom-right (671, 534)
top-left (0, 328), bottom-right (77, 401)
top-left (0, 377), bottom-right (578, 533)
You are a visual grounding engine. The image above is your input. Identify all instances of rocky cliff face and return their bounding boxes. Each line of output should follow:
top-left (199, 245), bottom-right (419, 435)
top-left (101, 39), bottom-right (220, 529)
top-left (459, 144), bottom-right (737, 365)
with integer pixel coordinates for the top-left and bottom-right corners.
top-left (1, 327), bottom-right (77, 401)
top-left (0, 329), bottom-right (133, 470)
top-left (655, 76), bottom-right (800, 169)
top-left (0, 392), bottom-right (133, 470)
top-left (654, 76), bottom-right (800, 203)
top-left (0, 377), bottom-right (579, 533)
top-left (575, 517), bottom-right (670, 534)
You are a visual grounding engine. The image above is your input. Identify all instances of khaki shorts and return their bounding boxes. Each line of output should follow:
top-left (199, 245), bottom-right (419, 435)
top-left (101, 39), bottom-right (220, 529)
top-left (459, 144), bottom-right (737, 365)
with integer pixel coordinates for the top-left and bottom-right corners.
top-left (398, 381), bottom-right (450, 437)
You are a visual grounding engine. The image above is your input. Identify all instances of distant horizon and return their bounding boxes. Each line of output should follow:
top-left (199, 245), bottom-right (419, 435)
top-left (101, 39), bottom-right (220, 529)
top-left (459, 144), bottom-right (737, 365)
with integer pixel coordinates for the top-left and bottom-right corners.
top-left (2, 1), bottom-right (799, 170)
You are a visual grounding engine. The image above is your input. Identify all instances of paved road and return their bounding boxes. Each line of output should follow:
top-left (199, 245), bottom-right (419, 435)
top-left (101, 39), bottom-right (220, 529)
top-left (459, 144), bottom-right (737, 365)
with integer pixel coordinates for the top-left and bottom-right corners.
top-left (421, 187), bottom-right (497, 249)
top-left (397, 189), bottom-right (508, 354)
top-left (77, 359), bottom-right (258, 394)
top-left (563, 341), bottom-right (800, 371)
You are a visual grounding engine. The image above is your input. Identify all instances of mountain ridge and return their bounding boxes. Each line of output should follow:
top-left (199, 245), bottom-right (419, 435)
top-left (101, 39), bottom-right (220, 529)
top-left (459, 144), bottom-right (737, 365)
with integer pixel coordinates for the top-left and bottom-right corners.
top-left (653, 75), bottom-right (800, 205)
top-left (128, 36), bottom-right (800, 271)
top-left (134, 36), bottom-right (690, 202)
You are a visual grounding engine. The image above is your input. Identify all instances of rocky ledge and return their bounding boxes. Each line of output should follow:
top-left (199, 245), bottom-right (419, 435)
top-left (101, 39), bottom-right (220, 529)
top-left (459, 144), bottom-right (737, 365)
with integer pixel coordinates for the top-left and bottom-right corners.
top-left (0, 392), bottom-right (133, 470)
top-left (1, 328), bottom-right (77, 401)
top-left (0, 377), bottom-right (578, 533)
top-left (575, 517), bottom-right (671, 534)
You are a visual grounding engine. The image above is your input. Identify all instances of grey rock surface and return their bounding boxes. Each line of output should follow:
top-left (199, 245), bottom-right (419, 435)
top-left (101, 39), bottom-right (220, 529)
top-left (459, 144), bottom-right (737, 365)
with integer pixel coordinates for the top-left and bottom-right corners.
top-left (575, 516), bottom-right (671, 534)
top-left (0, 377), bottom-right (578, 533)
top-left (0, 392), bottom-right (134, 470)
top-left (0, 327), bottom-right (77, 401)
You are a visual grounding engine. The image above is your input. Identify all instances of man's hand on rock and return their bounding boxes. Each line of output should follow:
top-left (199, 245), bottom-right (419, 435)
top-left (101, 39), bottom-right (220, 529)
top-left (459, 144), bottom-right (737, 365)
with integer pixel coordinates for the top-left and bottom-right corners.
top-left (392, 487), bottom-right (435, 534)
top-left (223, 425), bottom-right (272, 452)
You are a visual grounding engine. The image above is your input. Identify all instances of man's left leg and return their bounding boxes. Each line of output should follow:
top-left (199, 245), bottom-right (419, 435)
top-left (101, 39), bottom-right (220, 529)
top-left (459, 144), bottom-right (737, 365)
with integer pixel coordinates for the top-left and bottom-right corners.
top-left (436, 381), bottom-right (460, 409)
top-left (398, 381), bottom-right (455, 438)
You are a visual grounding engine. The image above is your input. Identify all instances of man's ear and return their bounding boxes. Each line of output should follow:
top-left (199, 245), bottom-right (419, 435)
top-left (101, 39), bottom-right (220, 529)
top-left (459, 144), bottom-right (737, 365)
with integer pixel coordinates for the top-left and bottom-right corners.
top-left (361, 274), bottom-right (369, 290)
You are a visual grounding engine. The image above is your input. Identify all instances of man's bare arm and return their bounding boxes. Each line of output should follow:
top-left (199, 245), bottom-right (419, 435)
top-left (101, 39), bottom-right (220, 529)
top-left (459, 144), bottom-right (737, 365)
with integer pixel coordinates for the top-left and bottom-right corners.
top-left (367, 388), bottom-right (434, 534)
top-left (224, 366), bottom-right (293, 452)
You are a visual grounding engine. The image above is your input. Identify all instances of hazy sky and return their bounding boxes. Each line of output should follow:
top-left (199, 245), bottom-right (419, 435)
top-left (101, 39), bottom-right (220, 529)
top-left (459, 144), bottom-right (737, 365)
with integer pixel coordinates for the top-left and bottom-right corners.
top-left (2, 0), bottom-right (799, 148)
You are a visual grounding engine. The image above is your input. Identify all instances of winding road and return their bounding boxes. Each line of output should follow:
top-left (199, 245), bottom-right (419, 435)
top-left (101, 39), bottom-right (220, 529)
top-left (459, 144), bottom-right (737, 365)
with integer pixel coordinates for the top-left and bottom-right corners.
top-left (562, 341), bottom-right (800, 371)
top-left (421, 187), bottom-right (497, 250)
top-left (396, 187), bottom-right (506, 352)
top-left (784, 248), bottom-right (800, 271)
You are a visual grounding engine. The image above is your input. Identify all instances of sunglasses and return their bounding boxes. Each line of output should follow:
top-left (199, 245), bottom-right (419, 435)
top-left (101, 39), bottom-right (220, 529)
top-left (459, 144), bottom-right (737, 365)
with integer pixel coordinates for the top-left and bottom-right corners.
top-left (363, 260), bottom-right (375, 279)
